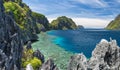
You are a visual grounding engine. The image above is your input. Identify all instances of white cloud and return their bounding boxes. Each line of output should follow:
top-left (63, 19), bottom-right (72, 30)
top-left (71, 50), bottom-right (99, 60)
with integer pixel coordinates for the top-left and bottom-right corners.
top-left (48, 17), bottom-right (112, 28)
top-left (76, 0), bottom-right (108, 8)
top-left (117, 0), bottom-right (120, 3)
top-left (73, 18), bottom-right (111, 28)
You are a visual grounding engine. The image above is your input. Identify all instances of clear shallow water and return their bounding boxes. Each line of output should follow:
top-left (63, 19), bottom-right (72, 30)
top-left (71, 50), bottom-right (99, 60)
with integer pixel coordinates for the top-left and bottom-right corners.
top-left (47, 29), bottom-right (120, 58)
top-left (32, 29), bottom-right (120, 70)
top-left (32, 32), bottom-right (74, 70)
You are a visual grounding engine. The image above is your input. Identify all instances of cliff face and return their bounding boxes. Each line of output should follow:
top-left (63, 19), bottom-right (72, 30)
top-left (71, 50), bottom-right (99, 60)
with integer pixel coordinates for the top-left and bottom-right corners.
top-left (68, 39), bottom-right (120, 70)
top-left (0, 0), bottom-right (23, 69)
top-left (3, 0), bottom-right (50, 42)
top-left (32, 12), bottom-right (50, 31)
top-left (50, 16), bottom-right (77, 30)
top-left (106, 14), bottom-right (120, 30)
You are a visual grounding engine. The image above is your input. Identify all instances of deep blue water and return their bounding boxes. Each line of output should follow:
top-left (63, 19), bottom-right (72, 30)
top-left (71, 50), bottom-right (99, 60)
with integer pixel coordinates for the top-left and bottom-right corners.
top-left (47, 29), bottom-right (120, 58)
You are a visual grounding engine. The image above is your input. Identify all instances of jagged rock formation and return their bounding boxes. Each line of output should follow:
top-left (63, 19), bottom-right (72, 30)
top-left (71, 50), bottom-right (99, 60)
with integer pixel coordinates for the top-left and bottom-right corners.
top-left (3, 0), bottom-right (50, 43)
top-left (68, 39), bottom-right (120, 70)
top-left (33, 50), bottom-right (45, 63)
top-left (3, 0), bottom-right (38, 42)
top-left (32, 12), bottom-right (50, 31)
top-left (50, 16), bottom-right (77, 30)
top-left (0, 0), bottom-right (23, 69)
top-left (106, 14), bottom-right (120, 30)
top-left (41, 59), bottom-right (59, 70)
top-left (26, 41), bottom-right (32, 49)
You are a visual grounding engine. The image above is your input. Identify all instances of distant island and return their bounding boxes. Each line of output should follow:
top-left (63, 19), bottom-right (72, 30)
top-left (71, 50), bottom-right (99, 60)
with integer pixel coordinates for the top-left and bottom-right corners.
top-left (50, 16), bottom-right (78, 30)
top-left (106, 14), bottom-right (120, 30)
top-left (77, 25), bottom-right (84, 29)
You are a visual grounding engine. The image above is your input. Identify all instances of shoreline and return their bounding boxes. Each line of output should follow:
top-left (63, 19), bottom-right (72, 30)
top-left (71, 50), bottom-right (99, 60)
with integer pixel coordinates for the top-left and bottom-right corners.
top-left (32, 32), bottom-right (74, 70)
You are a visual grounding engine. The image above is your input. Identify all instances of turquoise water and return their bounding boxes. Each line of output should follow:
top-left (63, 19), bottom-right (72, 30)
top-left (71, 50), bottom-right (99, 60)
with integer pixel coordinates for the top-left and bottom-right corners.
top-left (32, 29), bottom-right (120, 70)
top-left (32, 32), bottom-right (74, 70)
top-left (48, 29), bottom-right (120, 58)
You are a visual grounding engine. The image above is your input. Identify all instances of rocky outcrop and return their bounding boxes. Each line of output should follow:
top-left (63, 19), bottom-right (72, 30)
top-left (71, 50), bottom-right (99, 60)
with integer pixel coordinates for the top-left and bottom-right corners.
top-left (41, 59), bottom-right (59, 70)
top-left (33, 50), bottom-right (45, 63)
top-left (26, 41), bottom-right (32, 49)
top-left (67, 53), bottom-right (87, 70)
top-left (0, 0), bottom-right (23, 69)
top-left (67, 39), bottom-right (120, 70)
top-left (3, 0), bottom-right (50, 43)
top-left (106, 14), bottom-right (120, 30)
top-left (77, 25), bottom-right (84, 29)
top-left (50, 16), bottom-right (77, 30)
top-left (32, 12), bottom-right (50, 31)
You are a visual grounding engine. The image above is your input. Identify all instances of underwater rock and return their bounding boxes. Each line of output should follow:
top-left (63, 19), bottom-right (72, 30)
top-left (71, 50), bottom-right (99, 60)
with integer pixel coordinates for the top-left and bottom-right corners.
top-left (41, 59), bottom-right (59, 70)
top-left (68, 39), bottom-right (120, 70)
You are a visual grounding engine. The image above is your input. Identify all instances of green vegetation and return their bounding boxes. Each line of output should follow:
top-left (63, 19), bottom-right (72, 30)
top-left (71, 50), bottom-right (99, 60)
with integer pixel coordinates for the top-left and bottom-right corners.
top-left (22, 57), bottom-right (42, 70)
top-left (106, 15), bottom-right (120, 30)
top-left (4, 2), bottom-right (29, 29)
top-left (4, 0), bottom-right (22, 3)
top-left (32, 12), bottom-right (50, 30)
top-left (32, 12), bottom-right (45, 19)
top-left (22, 48), bottom-right (42, 70)
top-left (50, 16), bottom-right (77, 30)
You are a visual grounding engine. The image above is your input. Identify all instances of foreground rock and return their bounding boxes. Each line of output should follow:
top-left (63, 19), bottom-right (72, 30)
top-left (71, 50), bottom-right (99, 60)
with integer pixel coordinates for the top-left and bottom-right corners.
top-left (33, 50), bottom-right (45, 63)
top-left (68, 39), bottom-right (120, 70)
top-left (0, 0), bottom-right (23, 69)
top-left (41, 59), bottom-right (59, 70)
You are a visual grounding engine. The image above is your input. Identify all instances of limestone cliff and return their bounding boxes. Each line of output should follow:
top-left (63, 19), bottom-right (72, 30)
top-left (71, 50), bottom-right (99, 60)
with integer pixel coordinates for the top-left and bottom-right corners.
top-left (0, 0), bottom-right (23, 69)
top-left (3, 0), bottom-right (50, 42)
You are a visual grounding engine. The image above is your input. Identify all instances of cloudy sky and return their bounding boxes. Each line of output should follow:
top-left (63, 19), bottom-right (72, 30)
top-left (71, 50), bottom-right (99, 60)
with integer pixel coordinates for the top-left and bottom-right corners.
top-left (23, 0), bottom-right (120, 28)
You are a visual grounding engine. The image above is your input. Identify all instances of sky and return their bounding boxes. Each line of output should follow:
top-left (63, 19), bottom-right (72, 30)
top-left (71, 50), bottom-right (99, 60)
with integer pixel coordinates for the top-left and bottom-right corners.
top-left (23, 0), bottom-right (120, 28)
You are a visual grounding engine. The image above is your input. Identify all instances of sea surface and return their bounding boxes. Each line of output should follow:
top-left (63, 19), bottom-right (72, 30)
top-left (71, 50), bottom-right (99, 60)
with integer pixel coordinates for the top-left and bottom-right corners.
top-left (32, 29), bottom-right (120, 70)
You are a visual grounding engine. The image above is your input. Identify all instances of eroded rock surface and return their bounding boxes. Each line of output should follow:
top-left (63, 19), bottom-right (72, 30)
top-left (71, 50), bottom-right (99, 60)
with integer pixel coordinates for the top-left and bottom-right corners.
top-left (33, 50), bottom-right (45, 63)
top-left (0, 0), bottom-right (23, 69)
top-left (68, 39), bottom-right (120, 70)
top-left (41, 59), bottom-right (59, 70)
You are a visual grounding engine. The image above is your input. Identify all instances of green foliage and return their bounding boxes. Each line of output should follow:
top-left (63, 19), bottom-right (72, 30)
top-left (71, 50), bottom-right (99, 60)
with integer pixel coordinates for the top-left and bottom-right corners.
top-left (4, 2), bottom-right (29, 29)
top-left (32, 12), bottom-right (50, 30)
top-left (51, 16), bottom-right (77, 30)
top-left (32, 12), bottom-right (45, 19)
top-left (106, 15), bottom-right (120, 30)
top-left (22, 57), bottom-right (42, 70)
top-left (22, 48), bottom-right (33, 60)
top-left (22, 48), bottom-right (42, 70)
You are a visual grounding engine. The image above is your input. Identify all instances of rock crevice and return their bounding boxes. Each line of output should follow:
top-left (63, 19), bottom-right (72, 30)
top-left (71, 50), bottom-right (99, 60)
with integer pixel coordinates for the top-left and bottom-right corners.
top-left (68, 39), bottom-right (120, 70)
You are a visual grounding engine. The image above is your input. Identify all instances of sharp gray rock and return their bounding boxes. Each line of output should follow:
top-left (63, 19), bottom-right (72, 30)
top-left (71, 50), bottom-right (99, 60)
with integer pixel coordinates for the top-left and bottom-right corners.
top-left (67, 39), bottom-right (120, 70)
top-left (26, 41), bottom-right (32, 49)
top-left (40, 59), bottom-right (59, 70)
top-left (33, 50), bottom-right (45, 63)
top-left (0, 0), bottom-right (23, 70)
